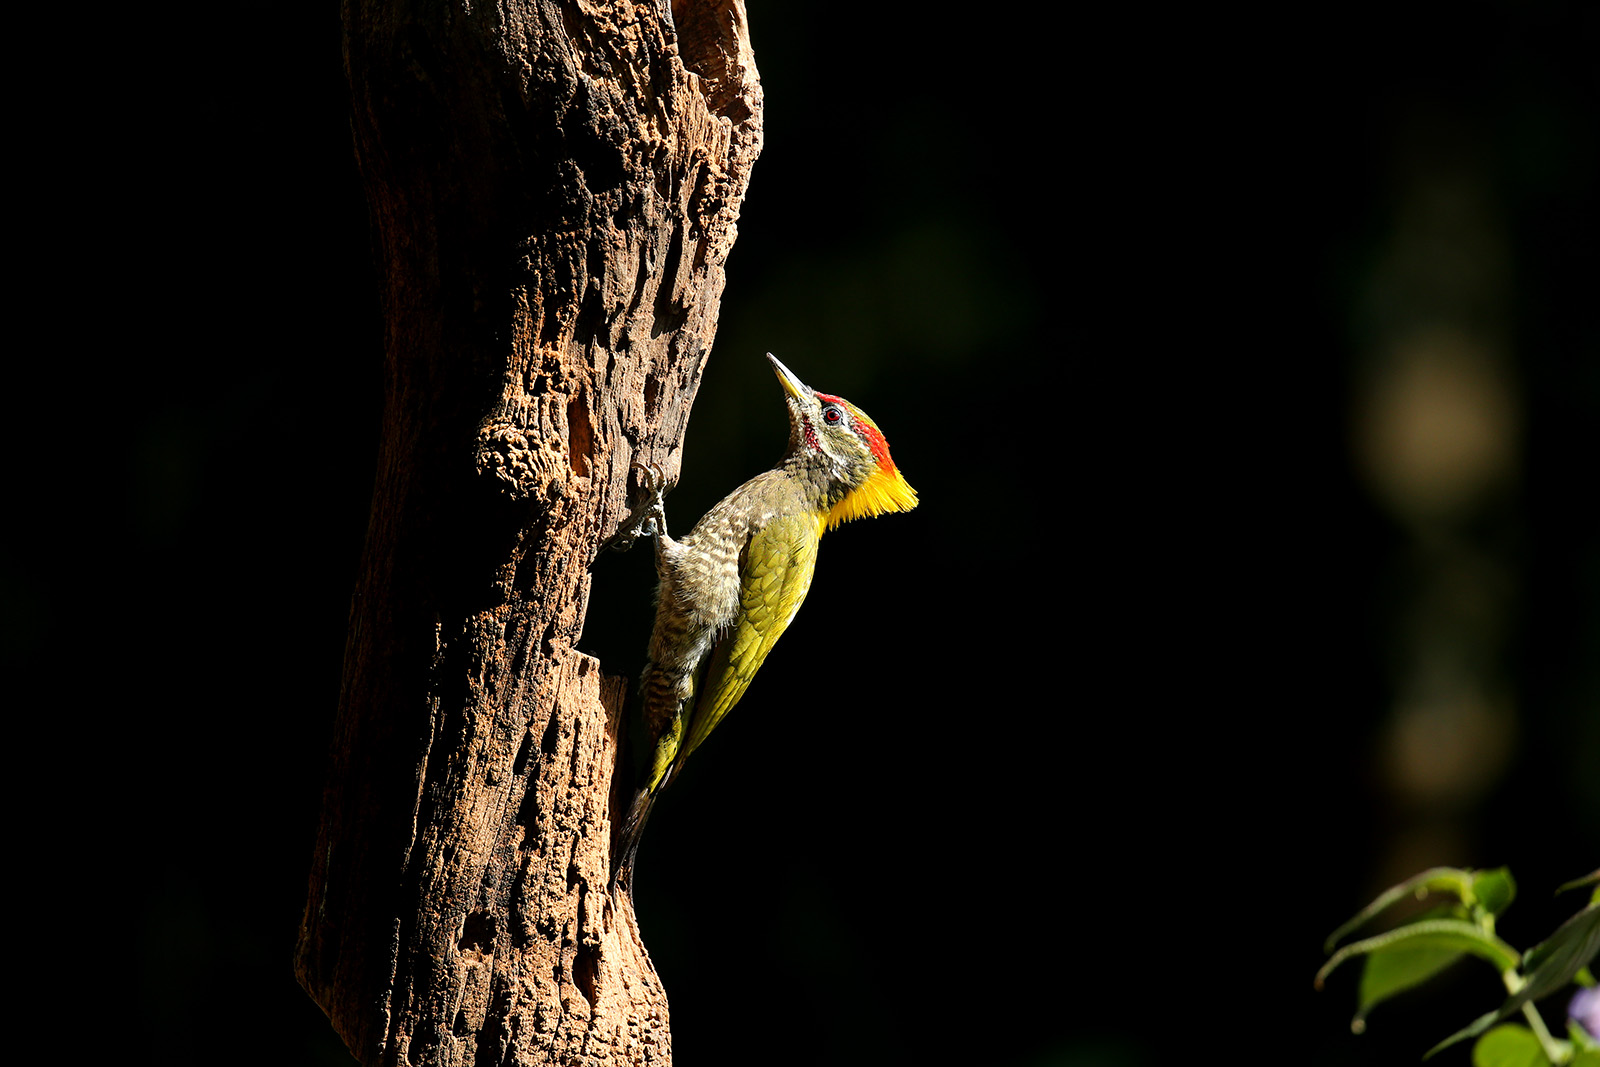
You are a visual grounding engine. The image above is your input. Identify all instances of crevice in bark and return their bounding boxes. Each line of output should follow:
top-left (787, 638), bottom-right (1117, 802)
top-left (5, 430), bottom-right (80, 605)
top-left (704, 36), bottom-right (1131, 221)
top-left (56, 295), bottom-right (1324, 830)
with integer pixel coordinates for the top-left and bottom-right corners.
top-left (538, 712), bottom-right (561, 759)
top-left (650, 223), bottom-right (688, 338)
top-left (511, 725), bottom-right (534, 778)
top-left (566, 390), bottom-right (593, 478)
top-left (573, 939), bottom-right (600, 1011)
top-left (460, 911), bottom-right (496, 960)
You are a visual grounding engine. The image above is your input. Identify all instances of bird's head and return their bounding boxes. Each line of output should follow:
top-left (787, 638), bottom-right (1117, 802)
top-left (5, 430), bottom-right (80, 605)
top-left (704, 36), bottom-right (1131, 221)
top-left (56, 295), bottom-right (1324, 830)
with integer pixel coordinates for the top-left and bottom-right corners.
top-left (768, 353), bottom-right (918, 530)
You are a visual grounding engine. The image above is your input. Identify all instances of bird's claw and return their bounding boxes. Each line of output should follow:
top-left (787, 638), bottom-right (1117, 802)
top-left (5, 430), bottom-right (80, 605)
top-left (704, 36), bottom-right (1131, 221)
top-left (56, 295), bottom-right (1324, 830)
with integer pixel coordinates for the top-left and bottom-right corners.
top-left (606, 462), bottom-right (671, 552)
top-left (636, 462), bottom-right (669, 538)
top-left (635, 461), bottom-right (667, 497)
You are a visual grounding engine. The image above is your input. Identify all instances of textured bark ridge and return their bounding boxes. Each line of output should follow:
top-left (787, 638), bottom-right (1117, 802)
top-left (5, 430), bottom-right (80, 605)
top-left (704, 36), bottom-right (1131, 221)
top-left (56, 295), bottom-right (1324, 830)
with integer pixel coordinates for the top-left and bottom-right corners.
top-left (295, 2), bottom-right (762, 1064)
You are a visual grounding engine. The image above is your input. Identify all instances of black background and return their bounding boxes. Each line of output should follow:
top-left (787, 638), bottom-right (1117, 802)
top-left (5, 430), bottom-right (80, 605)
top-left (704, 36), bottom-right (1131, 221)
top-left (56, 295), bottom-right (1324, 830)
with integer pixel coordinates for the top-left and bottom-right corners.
top-left (13, 2), bottom-right (1596, 1064)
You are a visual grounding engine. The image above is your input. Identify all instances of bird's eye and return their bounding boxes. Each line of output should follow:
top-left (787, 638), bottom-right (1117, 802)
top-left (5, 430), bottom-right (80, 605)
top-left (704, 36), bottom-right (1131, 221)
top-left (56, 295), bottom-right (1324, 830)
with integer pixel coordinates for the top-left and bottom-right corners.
top-left (822, 405), bottom-right (844, 426)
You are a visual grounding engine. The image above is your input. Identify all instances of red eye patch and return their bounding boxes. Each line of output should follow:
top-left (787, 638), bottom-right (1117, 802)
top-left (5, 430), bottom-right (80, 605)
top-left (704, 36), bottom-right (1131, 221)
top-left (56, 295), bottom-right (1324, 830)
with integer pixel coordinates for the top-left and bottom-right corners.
top-left (817, 392), bottom-right (895, 471)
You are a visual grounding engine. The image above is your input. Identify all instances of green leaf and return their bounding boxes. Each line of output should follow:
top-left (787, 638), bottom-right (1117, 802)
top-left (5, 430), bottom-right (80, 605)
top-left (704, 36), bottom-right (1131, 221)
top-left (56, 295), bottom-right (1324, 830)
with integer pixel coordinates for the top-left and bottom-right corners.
top-left (1475, 868), bottom-right (1518, 919)
top-left (1355, 944), bottom-right (1466, 1030)
top-left (1325, 868), bottom-right (1479, 952)
top-left (1521, 905), bottom-right (1600, 1001)
top-left (1429, 1009), bottom-right (1506, 1060)
top-left (1318, 918), bottom-right (1522, 991)
top-left (1573, 1051), bottom-right (1600, 1067)
top-left (1472, 1024), bottom-right (1549, 1067)
top-left (1556, 870), bottom-right (1600, 898)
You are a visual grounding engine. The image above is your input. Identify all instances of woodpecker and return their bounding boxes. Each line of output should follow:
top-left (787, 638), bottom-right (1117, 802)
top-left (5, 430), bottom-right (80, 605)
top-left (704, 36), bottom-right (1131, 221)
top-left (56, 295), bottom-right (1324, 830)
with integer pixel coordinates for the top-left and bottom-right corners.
top-left (612, 354), bottom-right (917, 888)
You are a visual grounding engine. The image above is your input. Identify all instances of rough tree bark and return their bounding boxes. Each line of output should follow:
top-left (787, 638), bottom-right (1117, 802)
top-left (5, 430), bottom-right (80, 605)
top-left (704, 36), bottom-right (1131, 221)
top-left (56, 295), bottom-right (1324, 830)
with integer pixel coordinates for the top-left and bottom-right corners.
top-left (294, 2), bottom-right (761, 1064)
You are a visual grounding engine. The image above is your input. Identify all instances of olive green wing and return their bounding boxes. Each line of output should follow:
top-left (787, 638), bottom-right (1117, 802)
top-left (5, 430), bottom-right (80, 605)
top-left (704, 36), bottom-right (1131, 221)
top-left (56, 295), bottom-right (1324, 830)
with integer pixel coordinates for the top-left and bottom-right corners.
top-left (675, 512), bottom-right (822, 769)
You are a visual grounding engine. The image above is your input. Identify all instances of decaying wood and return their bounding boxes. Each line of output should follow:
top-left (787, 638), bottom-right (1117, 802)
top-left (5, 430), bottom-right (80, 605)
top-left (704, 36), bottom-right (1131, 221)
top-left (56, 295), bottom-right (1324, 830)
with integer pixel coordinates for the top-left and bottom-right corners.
top-left (295, 1), bottom-right (761, 1063)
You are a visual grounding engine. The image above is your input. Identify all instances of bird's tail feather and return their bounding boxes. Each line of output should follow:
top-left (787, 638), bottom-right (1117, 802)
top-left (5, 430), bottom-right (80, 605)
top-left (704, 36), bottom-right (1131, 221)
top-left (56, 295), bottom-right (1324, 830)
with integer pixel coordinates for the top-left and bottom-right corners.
top-left (610, 785), bottom-right (657, 894)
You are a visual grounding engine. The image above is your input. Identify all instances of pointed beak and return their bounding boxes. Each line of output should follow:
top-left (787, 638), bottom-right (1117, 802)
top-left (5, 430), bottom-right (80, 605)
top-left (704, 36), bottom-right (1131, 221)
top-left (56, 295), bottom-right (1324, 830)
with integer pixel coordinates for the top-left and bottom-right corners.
top-left (767, 353), bottom-right (813, 403)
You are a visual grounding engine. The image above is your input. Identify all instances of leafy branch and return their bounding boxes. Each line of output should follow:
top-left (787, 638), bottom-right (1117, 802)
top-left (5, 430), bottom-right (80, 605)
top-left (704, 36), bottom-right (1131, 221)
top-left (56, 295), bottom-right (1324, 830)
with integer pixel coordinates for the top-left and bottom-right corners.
top-left (1317, 867), bottom-right (1600, 1066)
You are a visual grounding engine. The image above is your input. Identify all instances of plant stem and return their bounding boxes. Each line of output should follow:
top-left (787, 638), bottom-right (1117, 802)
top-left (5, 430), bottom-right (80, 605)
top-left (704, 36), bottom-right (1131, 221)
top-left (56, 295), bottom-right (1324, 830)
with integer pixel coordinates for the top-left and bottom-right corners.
top-left (1519, 1002), bottom-right (1569, 1065)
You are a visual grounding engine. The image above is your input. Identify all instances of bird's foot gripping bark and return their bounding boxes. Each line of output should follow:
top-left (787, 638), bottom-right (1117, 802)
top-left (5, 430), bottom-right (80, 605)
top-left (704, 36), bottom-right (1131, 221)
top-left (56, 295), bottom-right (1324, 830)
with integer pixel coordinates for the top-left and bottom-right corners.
top-left (605, 463), bottom-right (672, 552)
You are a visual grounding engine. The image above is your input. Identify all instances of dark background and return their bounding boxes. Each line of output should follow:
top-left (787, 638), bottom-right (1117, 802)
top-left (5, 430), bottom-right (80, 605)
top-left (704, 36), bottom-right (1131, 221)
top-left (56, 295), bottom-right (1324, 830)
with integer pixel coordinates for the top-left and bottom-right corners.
top-left (15, 2), bottom-right (1595, 1064)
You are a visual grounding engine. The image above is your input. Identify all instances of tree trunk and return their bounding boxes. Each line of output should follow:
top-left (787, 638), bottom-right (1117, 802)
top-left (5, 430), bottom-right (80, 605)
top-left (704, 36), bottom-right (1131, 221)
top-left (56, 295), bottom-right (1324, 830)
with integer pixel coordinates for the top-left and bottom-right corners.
top-left (294, 2), bottom-right (762, 1063)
